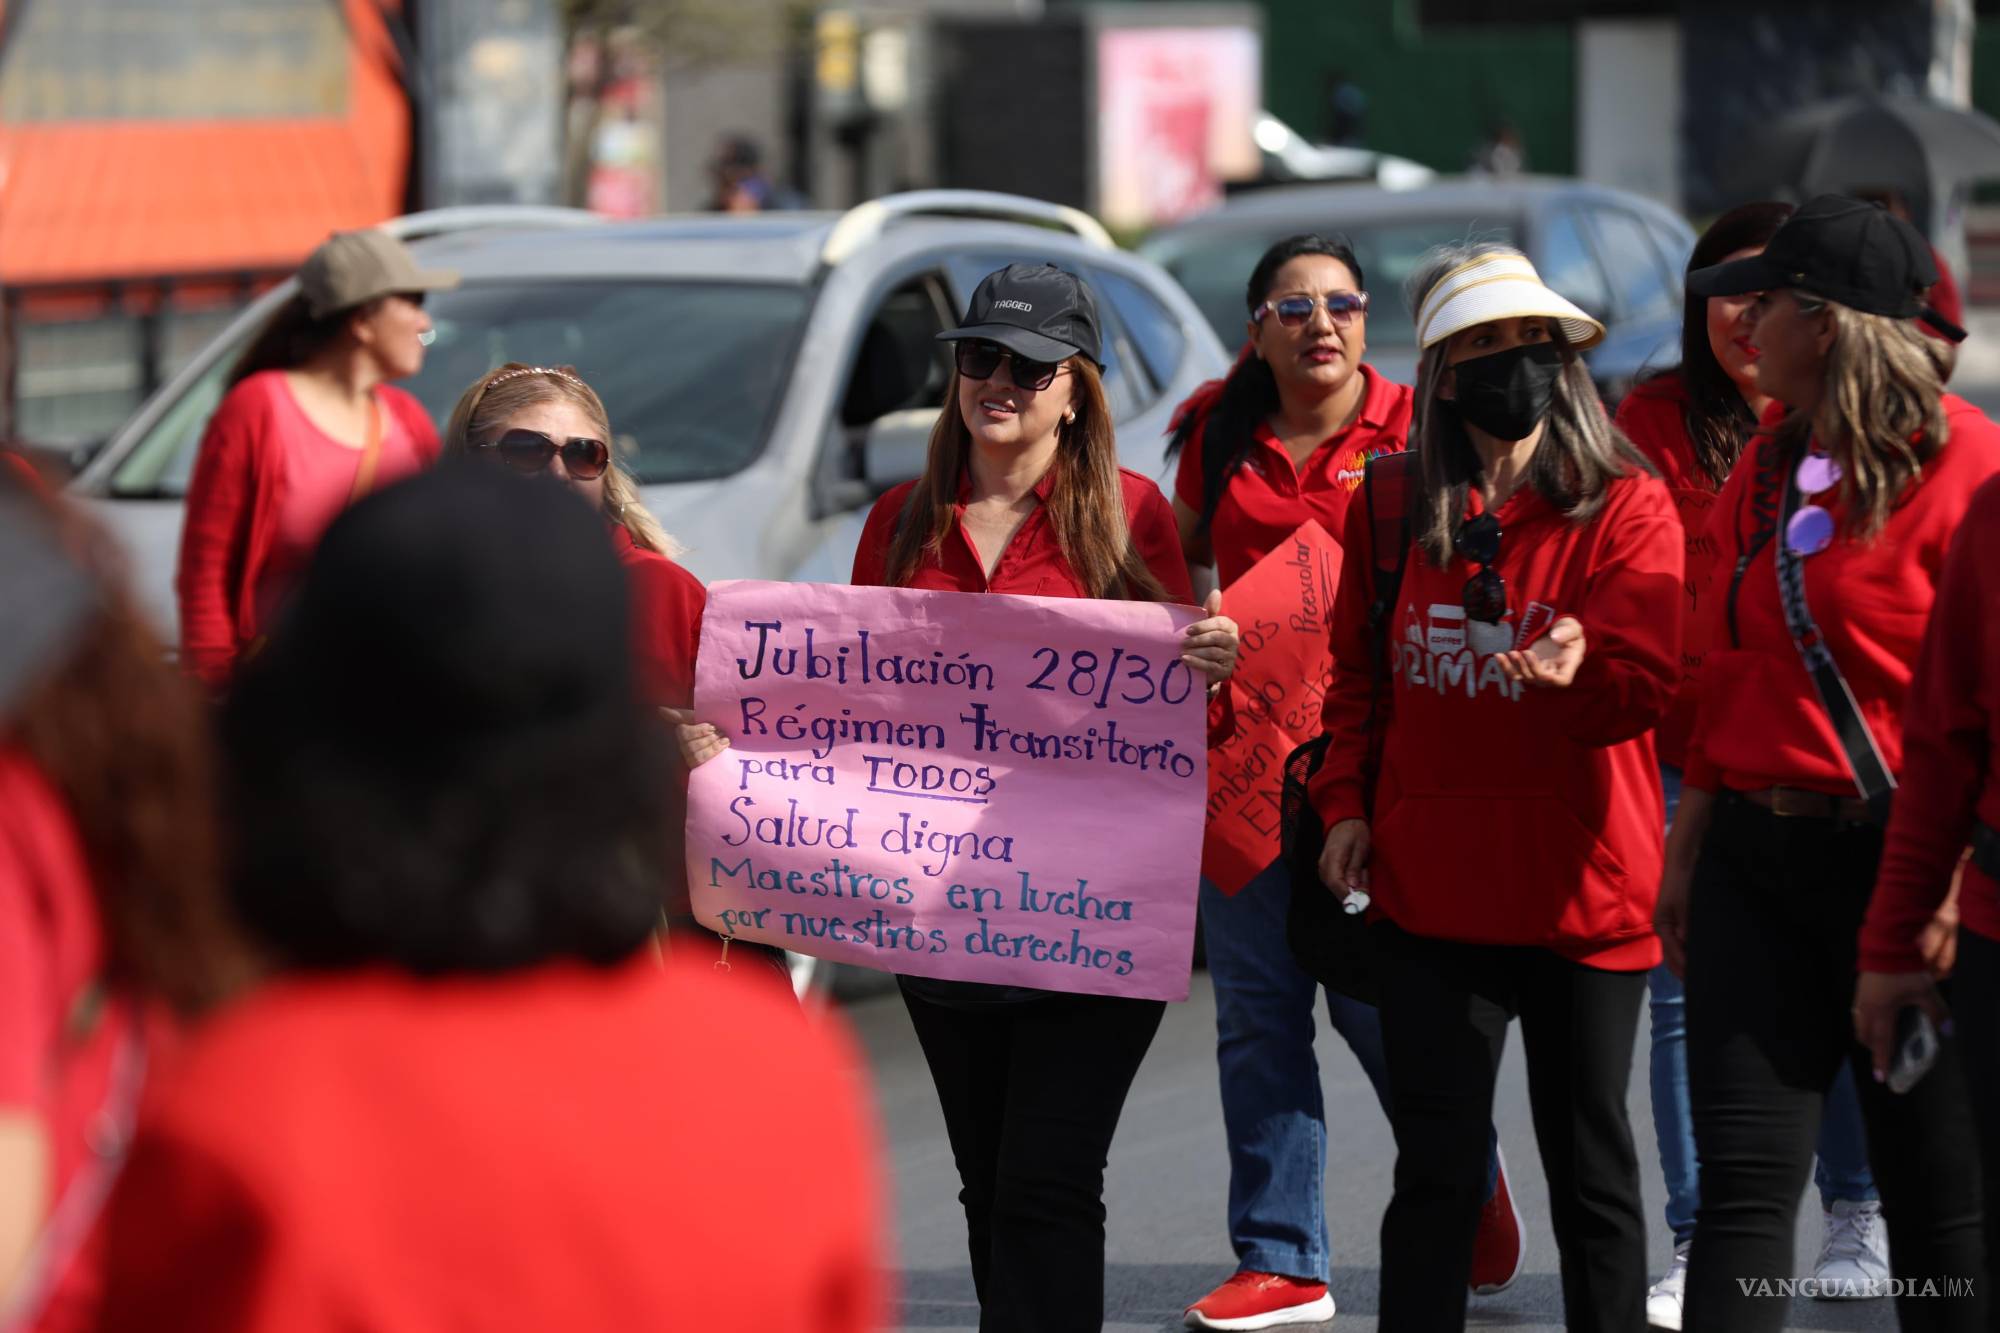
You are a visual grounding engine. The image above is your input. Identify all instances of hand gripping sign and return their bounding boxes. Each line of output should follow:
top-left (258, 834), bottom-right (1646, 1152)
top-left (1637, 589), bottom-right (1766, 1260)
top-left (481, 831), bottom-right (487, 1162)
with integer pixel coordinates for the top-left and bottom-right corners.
top-left (1201, 521), bottom-right (1343, 895)
top-left (685, 580), bottom-right (1209, 1001)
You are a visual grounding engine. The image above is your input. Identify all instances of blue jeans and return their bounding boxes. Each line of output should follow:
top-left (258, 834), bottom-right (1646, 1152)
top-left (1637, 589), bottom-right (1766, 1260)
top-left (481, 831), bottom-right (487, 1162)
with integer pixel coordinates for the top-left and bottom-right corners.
top-left (1202, 860), bottom-right (1500, 1282)
top-left (1647, 766), bottom-right (1877, 1246)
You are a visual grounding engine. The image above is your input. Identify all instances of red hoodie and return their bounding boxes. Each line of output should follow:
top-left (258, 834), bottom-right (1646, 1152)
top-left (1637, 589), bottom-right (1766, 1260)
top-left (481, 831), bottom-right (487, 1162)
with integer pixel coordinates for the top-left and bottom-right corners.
top-left (1858, 470), bottom-right (2000, 967)
top-left (1614, 373), bottom-right (1727, 769)
top-left (1308, 470), bottom-right (1683, 969)
top-left (1684, 396), bottom-right (2000, 797)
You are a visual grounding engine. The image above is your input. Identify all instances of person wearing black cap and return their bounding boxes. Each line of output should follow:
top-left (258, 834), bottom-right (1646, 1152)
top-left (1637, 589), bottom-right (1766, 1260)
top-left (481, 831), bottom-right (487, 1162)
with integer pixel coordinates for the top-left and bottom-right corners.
top-left (1658, 195), bottom-right (1998, 1330)
top-left (96, 466), bottom-right (890, 1332)
top-left (684, 261), bottom-right (1239, 1330)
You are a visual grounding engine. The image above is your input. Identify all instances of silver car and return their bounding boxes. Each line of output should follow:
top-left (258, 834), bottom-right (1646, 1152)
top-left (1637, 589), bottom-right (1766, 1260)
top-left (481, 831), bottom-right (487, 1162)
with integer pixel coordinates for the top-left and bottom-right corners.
top-left (71, 193), bottom-right (1229, 631)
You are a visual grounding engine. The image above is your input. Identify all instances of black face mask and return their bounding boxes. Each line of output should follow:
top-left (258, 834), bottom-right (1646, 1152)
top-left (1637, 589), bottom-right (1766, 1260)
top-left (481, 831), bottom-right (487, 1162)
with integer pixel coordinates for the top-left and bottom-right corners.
top-left (1449, 341), bottom-right (1564, 441)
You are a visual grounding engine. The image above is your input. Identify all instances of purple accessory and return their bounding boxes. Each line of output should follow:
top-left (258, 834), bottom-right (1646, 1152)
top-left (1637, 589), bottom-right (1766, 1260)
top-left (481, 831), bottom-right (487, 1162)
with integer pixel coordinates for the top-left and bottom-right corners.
top-left (1786, 504), bottom-right (1835, 556)
top-left (1796, 452), bottom-right (1842, 495)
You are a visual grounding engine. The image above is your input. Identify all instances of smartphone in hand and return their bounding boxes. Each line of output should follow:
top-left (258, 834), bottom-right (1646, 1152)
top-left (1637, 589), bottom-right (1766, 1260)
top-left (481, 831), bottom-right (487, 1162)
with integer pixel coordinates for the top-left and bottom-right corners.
top-left (1886, 1006), bottom-right (1941, 1095)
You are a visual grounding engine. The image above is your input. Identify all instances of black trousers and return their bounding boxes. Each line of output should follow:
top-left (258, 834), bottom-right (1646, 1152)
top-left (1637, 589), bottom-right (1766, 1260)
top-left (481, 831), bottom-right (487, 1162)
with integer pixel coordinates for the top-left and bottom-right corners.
top-left (1960, 927), bottom-right (2000, 1312)
top-left (1682, 794), bottom-right (1989, 1331)
top-left (900, 984), bottom-right (1165, 1333)
top-left (1372, 922), bottom-right (1649, 1333)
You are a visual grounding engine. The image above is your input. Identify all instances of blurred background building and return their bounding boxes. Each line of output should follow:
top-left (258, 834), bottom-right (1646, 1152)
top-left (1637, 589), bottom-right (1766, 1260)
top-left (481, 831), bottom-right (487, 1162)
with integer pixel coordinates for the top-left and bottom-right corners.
top-left (3, 0), bottom-right (1998, 464)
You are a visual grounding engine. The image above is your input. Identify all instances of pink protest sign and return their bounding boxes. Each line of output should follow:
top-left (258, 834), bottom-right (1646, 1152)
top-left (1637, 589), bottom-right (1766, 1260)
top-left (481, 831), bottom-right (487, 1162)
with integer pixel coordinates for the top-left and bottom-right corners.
top-left (685, 580), bottom-right (1208, 1002)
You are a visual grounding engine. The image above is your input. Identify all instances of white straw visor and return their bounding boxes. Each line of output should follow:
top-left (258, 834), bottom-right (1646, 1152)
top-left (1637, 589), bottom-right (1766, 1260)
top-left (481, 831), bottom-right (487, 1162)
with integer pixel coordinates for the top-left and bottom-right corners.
top-left (1413, 252), bottom-right (1606, 351)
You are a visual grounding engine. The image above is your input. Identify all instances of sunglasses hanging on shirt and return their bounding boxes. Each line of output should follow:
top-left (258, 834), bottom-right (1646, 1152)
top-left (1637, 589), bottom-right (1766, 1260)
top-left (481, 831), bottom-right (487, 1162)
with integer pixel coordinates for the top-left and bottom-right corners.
top-left (480, 428), bottom-right (612, 481)
top-left (1456, 512), bottom-right (1507, 624)
top-left (1785, 449), bottom-right (1841, 556)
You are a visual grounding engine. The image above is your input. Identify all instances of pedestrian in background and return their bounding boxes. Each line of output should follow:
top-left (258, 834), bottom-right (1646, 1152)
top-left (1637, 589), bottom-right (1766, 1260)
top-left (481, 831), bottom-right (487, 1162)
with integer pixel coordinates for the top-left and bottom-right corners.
top-left (0, 473), bottom-right (237, 1333)
top-left (1661, 195), bottom-right (1995, 1332)
top-left (1854, 469), bottom-right (2000, 1310)
top-left (1314, 244), bottom-right (1681, 1332)
top-left (175, 229), bottom-right (457, 692)
top-left (1166, 234), bottom-right (1520, 1332)
top-left (96, 466), bottom-right (887, 1332)
top-left (683, 261), bottom-right (1239, 1331)
top-left (1615, 200), bottom-right (1890, 1328)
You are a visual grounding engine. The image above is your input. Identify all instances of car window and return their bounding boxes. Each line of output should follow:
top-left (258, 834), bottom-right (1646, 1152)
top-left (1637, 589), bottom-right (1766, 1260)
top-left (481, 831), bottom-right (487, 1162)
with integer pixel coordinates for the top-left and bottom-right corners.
top-left (1153, 215), bottom-right (1522, 353)
top-left (1090, 268), bottom-right (1186, 387)
top-left (111, 280), bottom-right (811, 496)
top-left (1589, 208), bottom-right (1678, 323)
top-left (1535, 211), bottom-right (1612, 321)
top-left (1643, 214), bottom-right (1693, 281)
top-left (841, 273), bottom-right (954, 428)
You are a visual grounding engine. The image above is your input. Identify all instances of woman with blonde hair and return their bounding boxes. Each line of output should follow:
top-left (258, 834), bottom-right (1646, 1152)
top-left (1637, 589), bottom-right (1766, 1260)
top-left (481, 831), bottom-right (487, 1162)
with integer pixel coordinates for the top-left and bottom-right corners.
top-left (1659, 195), bottom-right (1998, 1330)
top-left (1310, 242), bottom-right (1682, 1330)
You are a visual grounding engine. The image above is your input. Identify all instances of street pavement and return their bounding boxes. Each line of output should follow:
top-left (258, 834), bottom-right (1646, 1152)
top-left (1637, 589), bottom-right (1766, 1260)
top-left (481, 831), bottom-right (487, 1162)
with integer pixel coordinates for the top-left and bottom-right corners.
top-left (847, 970), bottom-right (1902, 1333)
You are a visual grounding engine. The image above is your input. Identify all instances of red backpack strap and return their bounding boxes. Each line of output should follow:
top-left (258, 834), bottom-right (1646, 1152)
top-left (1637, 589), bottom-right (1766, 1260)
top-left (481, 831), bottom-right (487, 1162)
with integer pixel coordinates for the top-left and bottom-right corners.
top-left (1364, 450), bottom-right (1416, 631)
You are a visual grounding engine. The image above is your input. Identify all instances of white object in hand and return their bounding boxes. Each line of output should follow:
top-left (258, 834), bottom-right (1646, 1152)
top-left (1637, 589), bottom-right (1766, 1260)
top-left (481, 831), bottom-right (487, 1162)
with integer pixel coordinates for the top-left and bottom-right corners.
top-left (1343, 889), bottom-right (1371, 916)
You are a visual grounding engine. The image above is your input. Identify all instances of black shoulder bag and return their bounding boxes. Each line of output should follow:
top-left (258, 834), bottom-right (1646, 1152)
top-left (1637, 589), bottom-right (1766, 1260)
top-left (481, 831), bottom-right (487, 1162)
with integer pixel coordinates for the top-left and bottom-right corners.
top-left (1280, 451), bottom-right (1416, 1003)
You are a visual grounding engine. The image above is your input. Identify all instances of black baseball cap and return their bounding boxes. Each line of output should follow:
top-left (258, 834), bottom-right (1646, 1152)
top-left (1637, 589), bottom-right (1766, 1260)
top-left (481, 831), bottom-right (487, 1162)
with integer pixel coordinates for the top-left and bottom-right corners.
top-left (937, 262), bottom-right (1103, 366)
top-left (1687, 194), bottom-right (1966, 342)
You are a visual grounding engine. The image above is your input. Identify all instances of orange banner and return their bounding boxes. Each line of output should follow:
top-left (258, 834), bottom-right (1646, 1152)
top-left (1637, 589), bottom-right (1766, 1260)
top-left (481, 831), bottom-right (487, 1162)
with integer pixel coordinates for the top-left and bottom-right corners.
top-left (1203, 521), bottom-right (1343, 894)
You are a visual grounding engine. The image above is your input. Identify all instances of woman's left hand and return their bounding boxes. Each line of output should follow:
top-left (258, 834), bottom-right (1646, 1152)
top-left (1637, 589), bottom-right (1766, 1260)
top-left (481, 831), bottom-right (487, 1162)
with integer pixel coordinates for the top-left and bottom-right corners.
top-left (1854, 969), bottom-right (1947, 1083)
top-left (1181, 590), bottom-right (1239, 685)
top-left (1496, 615), bottom-right (1586, 689)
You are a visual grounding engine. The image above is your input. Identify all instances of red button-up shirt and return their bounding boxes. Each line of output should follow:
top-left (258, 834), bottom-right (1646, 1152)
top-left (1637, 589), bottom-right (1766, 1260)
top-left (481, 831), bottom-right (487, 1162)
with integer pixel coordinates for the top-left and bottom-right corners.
top-left (852, 464), bottom-right (1194, 602)
top-left (1173, 364), bottom-right (1413, 588)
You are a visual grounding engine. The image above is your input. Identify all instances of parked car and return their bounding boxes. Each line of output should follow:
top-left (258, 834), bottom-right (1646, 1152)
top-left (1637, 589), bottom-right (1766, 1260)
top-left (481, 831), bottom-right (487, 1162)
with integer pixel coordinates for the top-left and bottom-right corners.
top-left (1139, 177), bottom-right (1697, 401)
top-left (71, 191), bottom-right (1228, 634)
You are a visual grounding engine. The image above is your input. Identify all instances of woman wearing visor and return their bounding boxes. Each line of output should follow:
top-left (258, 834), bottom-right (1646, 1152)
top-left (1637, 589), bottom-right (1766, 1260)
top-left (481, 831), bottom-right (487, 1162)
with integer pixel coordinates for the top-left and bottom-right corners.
top-left (1311, 244), bottom-right (1682, 1331)
top-left (177, 229), bottom-right (458, 692)
top-left (1660, 195), bottom-right (1999, 1331)
top-left (680, 263), bottom-right (1240, 1330)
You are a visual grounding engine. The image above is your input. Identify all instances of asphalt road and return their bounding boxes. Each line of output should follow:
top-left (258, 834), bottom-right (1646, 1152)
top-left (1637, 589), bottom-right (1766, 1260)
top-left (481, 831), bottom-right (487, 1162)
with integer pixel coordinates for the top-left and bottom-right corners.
top-left (847, 970), bottom-right (1904, 1333)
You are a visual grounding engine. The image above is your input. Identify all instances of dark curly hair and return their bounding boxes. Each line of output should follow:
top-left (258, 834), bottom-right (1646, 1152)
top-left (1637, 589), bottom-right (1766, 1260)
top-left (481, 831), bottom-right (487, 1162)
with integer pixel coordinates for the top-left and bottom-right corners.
top-left (6, 473), bottom-right (243, 1013)
top-left (219, 464), bottom-right (672, 975)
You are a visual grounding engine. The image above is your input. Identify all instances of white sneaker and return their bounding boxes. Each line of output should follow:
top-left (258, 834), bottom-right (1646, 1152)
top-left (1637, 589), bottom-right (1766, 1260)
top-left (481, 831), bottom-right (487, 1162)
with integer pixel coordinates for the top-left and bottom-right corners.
top-left (1646, 1242), bottom-right (1690, 1330)
top-left (1811, 1199), bottom-right (1890, 1300)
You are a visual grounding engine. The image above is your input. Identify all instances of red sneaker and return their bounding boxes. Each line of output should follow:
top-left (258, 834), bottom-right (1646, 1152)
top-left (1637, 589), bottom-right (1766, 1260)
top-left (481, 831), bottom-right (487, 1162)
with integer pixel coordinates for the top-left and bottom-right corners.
top-left (1184, 1271), bottom-right (1335, 1330)
top-left (1469, 1146), bottom-right (1527, 1295)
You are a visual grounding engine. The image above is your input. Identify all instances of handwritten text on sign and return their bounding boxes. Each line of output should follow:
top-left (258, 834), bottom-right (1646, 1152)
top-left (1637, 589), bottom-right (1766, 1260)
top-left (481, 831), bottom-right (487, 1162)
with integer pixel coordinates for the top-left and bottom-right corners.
top-left (684, 581), bottom-right (1209, 1001)
top-left (1203, 521), bottom-right (1343, 894)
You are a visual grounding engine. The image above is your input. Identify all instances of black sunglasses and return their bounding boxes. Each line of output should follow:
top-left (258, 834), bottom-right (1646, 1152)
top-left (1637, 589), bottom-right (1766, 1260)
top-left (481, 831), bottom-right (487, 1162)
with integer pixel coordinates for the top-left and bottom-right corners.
top-left (955, 339), bottom-right (1067, 392)
top-left (479, 428), bottom-right (611, 480)
top-left (1455, 512), bottom-right (1507, 624)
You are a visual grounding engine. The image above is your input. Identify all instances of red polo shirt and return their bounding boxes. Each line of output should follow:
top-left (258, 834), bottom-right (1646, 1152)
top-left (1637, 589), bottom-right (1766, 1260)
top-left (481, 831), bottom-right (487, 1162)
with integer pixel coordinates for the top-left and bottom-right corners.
top-left (852, 465), bottom-right (1193, 601)
top-left (611, 525), bottom-right (705, 711)
top-left (1173, 364), bottom-right (1413, 587)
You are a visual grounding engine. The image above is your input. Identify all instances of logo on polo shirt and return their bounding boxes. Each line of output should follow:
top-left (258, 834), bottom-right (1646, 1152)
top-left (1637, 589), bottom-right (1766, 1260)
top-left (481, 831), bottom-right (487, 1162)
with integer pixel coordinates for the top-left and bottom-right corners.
top-left (994, 299), bottom-right (1034, 312)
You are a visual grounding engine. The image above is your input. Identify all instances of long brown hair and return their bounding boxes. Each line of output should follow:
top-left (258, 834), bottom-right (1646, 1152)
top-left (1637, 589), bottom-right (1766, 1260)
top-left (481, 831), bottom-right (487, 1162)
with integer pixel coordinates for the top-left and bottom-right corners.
top-left (443, 363), bottom-right (682, 557)
top-left (1406, 242), bottom-right (1650, 567)
top-left (1773, 296), bottom-right (1952, 539)
top-left (229, 292), bottom-right (377, 388)
top-left (8, 488), bottom-right (245, 1013)
top-left (884, 358), bottom-right (1168, 600)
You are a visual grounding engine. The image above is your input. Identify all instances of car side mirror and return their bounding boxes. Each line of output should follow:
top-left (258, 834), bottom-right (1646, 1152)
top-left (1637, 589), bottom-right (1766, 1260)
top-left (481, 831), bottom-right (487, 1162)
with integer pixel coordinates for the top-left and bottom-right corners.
top-left (861, 407), bottom-right (939, 495)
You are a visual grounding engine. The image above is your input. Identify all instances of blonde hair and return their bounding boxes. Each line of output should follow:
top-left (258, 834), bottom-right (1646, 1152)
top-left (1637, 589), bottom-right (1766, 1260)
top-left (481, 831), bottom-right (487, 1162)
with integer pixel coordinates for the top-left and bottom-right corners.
top-left (1404, 243), bottom-right (1649, 566)
top-left (1773, 297), bottom-right (1952, 539)
top-left (885, 358), bottom-right (1167, 601)
top-left (442, 363), bottom-right (682, 557)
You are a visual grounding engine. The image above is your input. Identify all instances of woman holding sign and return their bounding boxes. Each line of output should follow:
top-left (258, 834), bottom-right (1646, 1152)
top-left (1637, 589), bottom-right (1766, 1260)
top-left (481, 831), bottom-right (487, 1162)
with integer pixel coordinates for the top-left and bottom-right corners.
top-left (1312, 243), bottom-right (1682, 1331)
top-left (1616, 203), bottom-right (1892, 1326)
top-left (1165, 234), bottom-right (1520, 1330)
top-left (1658, 197), bottom-right (1996, 1330)
top-left (684, 262), bottom-right (1240, 1331)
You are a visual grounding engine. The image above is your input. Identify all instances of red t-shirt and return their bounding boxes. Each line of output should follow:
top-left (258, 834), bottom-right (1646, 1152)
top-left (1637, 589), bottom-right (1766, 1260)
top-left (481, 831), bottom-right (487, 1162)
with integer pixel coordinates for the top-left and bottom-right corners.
top-left (611, 525), bottom-right (706, 711)
top-left (95, 956), bottom-right (887, 1333)
top-left (1860, 471), bottom-right (2000, 967)
top-left (852, 464), bottom-right (1194, 602)
top-left (1308, 472), bottom-right (1683, 970)
top-left (1685, 396), bottom-right (2000, 796)
top-left (1173, 365), bottom-right (1414, 588)
top-left (0, 746), bottom-right (124, 1333)
top-left (1614, 372), bottom-right (1726, 769)
top-left (177, 372), bottom-right (438, 691)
